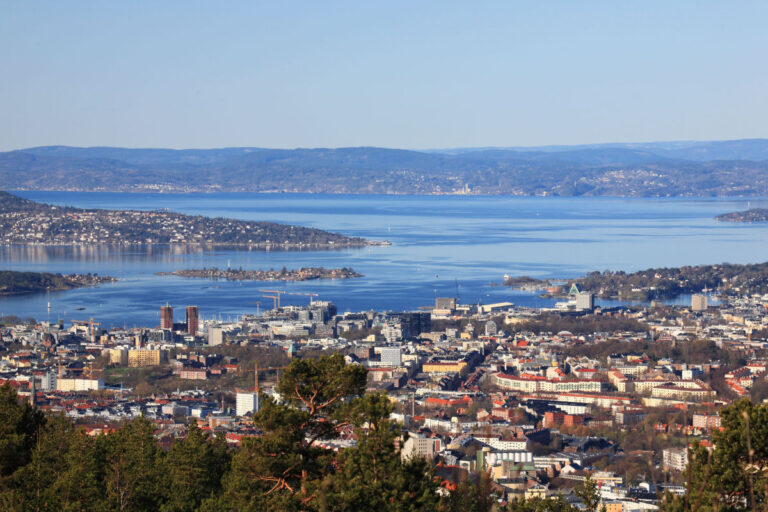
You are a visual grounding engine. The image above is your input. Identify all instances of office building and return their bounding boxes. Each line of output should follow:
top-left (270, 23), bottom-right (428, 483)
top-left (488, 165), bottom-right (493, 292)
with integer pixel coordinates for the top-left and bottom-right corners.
top-left (186, 306), bottom-right (199, 335)
top-left (236, 392), bottom-right (259, 417)
top-left (392, 312), bottom-right (431, 338)
top-left (380, 347), bottom-right (402, 367)
top-left (691, 294), bottom-right (708, 311)
top-left (161, 303), bottom-right (173, 329)
top-left (576, 292), bottom-right (594, 311)
top-left (208, 327), bottom-right (224, 346)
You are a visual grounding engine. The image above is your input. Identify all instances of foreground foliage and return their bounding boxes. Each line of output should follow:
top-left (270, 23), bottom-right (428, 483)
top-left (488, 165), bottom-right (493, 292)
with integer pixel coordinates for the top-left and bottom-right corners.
top-left (662, 399), bottom-right (768, 512)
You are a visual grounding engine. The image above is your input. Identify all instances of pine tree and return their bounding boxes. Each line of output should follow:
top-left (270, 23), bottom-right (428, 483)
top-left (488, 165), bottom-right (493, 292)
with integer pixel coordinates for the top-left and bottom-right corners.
top-left (101, 416), bottom-right (163, 512)
top-left (218, 354), bottom-right (367, 511)
top-left (8, 414), bottom-right (76, 511)
top-left (320, 393), bottom-right (440, 511)
top-left (0, 383), bottom-right (44, 482)
top-left (160, 421), bottom-right (229, 512)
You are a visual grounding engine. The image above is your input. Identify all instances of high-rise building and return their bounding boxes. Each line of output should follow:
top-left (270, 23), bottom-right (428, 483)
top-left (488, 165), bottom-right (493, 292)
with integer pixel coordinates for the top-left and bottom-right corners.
top-left (392, 312), bottom-right (431, 338)
top-left (575, 292), bottom-right (594, 311)
top-left (380, 347), bottom-right (402, 367)
top-left (435, 297), bottom-right (457, 310)
top-left (208, 327), bottom-right (224, 346)
top-left (691, 294), bottom-right (708, 311)
top-left (186, 306), bottom-right (199, 335)
top-left (161, 303), bottom-right (173, 329)
top-left (236, 391), bottom-right (259, 417)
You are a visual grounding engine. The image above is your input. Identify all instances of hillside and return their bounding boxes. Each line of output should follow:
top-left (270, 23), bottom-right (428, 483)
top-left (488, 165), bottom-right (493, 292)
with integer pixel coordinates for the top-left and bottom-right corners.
top-left (0, 270), bottom-right (114, 295)
top-left (2, 140), bottom-right (768, 196)
top-left (0, 191), bottom-right (368, 248)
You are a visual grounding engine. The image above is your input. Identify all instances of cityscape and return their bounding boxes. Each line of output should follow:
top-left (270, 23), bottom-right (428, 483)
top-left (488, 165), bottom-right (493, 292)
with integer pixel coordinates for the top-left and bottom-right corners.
top-left (2, 2), bottom-right (768, 512)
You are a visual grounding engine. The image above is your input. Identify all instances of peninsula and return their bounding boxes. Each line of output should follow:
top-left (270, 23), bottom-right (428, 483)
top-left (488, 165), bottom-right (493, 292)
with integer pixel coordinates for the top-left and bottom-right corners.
top-left (715, 208), bottom-right (768, 223)
top-left (158, 266), bottom-right (363, 281)
top-left (0, 191), bottom-right (370, 249)
top-left (0, 270), bottom-right (115, 296)
top-left (505, 261), bottom-right (768, 301)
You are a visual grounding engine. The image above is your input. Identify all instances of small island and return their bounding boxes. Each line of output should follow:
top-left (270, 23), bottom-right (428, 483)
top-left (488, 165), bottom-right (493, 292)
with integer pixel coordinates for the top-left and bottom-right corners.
top-left (715, 208), bottom-right (768, 223)
top-left (157, 266), bottom-right (363, 281)
top-left (0, 270), bottom-right (115, 296)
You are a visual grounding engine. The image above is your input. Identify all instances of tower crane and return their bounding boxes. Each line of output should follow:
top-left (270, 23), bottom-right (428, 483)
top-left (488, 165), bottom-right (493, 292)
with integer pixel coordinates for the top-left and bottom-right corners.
top-left (258, 289), bottom-right (284, 309)
top-left (71, 317), bottom-right (101, 343)
top-left (284, 291), bottom-right (318, 305)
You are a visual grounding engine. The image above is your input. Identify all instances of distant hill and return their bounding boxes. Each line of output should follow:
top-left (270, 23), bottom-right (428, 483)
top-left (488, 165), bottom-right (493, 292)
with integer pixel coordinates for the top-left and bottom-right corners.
top-left (3, 139), bottom-right (768, 196)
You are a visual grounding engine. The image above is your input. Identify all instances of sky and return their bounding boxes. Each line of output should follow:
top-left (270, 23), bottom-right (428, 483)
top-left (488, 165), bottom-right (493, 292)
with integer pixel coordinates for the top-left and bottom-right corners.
top-left (1, 1), bottom-right (766, 151)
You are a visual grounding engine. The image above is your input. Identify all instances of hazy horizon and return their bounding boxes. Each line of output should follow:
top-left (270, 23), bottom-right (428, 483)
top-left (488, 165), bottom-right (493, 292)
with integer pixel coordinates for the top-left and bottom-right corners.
top-left (5, 136), bottom-right (768, 154)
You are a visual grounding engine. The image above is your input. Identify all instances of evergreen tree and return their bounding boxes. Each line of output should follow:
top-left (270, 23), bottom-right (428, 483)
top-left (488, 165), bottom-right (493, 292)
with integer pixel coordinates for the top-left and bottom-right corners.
top-left (662, 398), bottom-right (768, 512)
top-left (101, 417), bottom-right (163, 512)
top-left (321, 393), bottom-right (440, 511)
top-left (54, 428), bottom-right (107, 512)
top-left (0, 383), bottom-right (44, 482)
top-left (218, 354), bottom-right (367, 511)
top-left (7, 414), bottom-right (76, 511)
top-left (160, 421), bottom-right (229, 512)
top-left (574, 474), bottom-right (602, 512)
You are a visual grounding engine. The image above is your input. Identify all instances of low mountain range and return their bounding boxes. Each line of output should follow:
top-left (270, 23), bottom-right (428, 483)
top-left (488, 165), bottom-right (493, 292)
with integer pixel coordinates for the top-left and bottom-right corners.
top-left (3, 139), bottom-right (768, 196)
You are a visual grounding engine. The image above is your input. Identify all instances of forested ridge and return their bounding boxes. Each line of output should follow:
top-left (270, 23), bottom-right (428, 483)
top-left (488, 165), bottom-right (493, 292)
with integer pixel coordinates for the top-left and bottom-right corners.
top-left (4, 140), bottom-right (768, 195)
top-left (0, 270), bottom-right (114, 295)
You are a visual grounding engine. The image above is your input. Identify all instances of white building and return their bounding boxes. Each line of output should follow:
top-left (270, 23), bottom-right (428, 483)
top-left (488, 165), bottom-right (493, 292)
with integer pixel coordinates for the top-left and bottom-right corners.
top-left (236, 392), bottom-right (259, 417)
top-left (576, 292), bottom-right (594, 311)
top-left (663, 447), bottom-right (688, 472)
top-left (57, 378), bottom-right (104, 392)
top-left (208, 327), bottom-right (224, 346)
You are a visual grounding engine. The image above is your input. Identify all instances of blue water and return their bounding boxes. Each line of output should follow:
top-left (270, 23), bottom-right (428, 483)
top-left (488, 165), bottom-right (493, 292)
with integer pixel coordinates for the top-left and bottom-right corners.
top-left (1, 192), bottom-right (767, 328)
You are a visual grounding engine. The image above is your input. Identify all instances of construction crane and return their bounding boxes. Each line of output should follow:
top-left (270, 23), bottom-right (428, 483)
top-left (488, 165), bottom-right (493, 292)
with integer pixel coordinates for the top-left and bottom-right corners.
top-left (71, 317), bottom-right (101, 343)
top-left (285, 291), bottom-right (318, 305)
top-left (247, 301), bottom-right (261, 315)
top-left (258, 289), bottom-right (285, 309)
top-left (253, 362), bottom-right (288, 393)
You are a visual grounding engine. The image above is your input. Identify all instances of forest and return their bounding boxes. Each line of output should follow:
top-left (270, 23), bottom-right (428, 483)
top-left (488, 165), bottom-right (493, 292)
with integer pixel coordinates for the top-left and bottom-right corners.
top-left (0, 270), bottom-right (114, 295)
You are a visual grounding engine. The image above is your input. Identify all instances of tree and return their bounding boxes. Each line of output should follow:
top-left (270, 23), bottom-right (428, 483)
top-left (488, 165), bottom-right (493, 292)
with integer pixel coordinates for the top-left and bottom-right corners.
top-left (160, 421), bottom-right (229, 512)
top-left (661, 398), bottom-right (768, 512)
top-left (101, 417), bottom-right (163, 512)
top-left (574, 474), bottom-right (602, 512)
top-left (320, 393), bottom-right (440, 511)
top-left (6, 414), bottom-right (76, 511)
top-left (53, 428), bottom-right (107, 512)
top-left (218, 354), bottom-right (367, 511)
top-left (0, 384), bottom-right (44, 482)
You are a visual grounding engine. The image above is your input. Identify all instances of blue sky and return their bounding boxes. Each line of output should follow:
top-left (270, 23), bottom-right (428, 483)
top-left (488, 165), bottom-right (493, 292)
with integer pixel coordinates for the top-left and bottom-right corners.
top-left (1, 1), bottom-right (766, 150)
